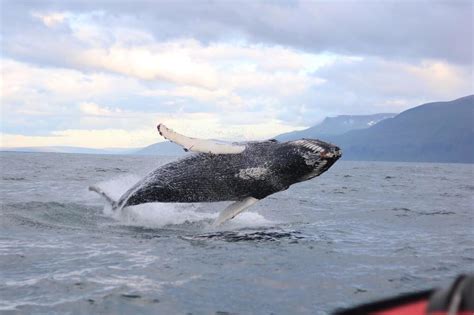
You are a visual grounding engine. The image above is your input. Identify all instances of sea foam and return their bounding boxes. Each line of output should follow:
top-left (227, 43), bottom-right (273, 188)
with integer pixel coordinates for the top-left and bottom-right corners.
top-left (92, 175), bottom-right (274, 229)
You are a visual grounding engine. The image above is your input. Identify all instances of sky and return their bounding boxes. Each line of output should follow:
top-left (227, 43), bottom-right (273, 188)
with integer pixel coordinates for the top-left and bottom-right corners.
top-left (1, 0), bottom-right (473, 148)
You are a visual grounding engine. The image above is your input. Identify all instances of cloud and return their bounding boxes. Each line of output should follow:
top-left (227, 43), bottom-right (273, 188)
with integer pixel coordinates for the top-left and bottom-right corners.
top-left (79, 45), bottom-right (220, 89)
top-left (1, 59), bottom-right (147, 135)
top-left (4, 1), bottom-right (471, 64)
top-left (0, 57), bottom-right (307, 146)
top-left (309, 57), bottom-right (474, 115)
top-left (1, 59), bottom-right (145, 136)
top-left (79, 102), bottom-right (122, 116)
top-left (32, 11), bottom-right (66, 27)
top-left (75, 41), bottom-right (329, 108)
top-left (2, 18), bottom-right (332, 112)
top-left (1, 59), bottom-right (143, 109)
top-left (3, 7), bottom-right (332, 110)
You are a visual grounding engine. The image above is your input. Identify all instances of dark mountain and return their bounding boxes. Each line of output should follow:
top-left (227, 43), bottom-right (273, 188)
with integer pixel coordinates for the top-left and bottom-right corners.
top-left (276, 113), bottom-right (396, 141)
top-left (326, 95), bottom-right (474, 163)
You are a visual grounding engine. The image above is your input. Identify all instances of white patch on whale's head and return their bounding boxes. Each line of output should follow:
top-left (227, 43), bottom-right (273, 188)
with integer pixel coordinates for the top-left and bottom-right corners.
top-left (289, 139), bottom-right (342, 180)
top-left (236, 167), bottom-right (269, 180)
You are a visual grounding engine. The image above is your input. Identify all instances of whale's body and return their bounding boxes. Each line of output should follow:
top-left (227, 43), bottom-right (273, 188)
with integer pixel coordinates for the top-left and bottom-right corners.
top-left (90, 124), bottom-right (342, 225)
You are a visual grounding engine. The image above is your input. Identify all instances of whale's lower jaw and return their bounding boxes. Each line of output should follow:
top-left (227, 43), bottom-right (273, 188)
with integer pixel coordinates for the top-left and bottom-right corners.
top-left (298, 160), bottom-right (328, 181)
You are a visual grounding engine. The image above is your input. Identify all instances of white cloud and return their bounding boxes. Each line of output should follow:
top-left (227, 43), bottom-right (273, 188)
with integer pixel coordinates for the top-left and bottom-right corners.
top-left (1, 54), bottom-right (307, 148)
top-left (75, 39), bottom-right (329, 100)
top-left (79, 45), bottom-right (220, 89)
top-left (1, 58), bottom-right (143, 114)
top-left (79, 102), bottom-right (122, 116)
top-left (13, 1), bottom-right (472, 64)
top-left (25, 13), bottom-right (331, 99)
top-left (402, 60), bottom-right (471, 95)
top-left (32, 11), bottom-right (67, 27)
top-left (312, 57), bottom-right (473, 114)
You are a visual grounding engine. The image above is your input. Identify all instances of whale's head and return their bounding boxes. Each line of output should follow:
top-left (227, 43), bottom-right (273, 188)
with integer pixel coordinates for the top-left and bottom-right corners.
top-left (289, 139), bottom-right (342, 181)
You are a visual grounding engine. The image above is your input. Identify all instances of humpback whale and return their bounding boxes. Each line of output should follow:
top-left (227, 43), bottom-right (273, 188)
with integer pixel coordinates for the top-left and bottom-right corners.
top-left (90, 124), bottom-right (342, 225)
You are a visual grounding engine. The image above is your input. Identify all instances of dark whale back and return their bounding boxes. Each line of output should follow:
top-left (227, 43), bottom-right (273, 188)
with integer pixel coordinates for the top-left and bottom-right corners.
top-left (120, 141), bottom-right (313, 207)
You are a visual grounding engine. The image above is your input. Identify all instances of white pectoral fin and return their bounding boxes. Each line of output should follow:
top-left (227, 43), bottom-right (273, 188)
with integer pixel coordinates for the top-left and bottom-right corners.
top-left (157, 124), bottom-right (245, 154)
top-left (213, 197), bottom-right (259, 226)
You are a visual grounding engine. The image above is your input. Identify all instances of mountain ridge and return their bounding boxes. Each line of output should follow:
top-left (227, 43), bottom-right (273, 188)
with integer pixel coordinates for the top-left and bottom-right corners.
top-left (327, 95), bottom-right (474, 163)
top-left (275, 113), bottom-right (396, 141)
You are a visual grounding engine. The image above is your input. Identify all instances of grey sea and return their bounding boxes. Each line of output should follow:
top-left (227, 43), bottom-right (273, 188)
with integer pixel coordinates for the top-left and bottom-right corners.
top-left (1, 152), bottom-right (473, 314)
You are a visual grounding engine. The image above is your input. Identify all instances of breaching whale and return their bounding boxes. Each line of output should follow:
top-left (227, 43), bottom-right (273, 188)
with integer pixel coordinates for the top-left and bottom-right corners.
top-left (90, 124), bottom-right (342, 225)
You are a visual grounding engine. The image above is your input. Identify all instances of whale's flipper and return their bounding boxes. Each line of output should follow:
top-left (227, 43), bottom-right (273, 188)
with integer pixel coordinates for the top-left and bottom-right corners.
top-left (157, 124), bottom-right (246, 154)
top-left (213, 197), bottom-right (259, 226)
top-left (89, 185), bottom-right (119, 211)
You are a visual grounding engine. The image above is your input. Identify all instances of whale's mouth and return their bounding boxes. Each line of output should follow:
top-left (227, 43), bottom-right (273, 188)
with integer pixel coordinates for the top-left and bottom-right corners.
top-left (290, 139), bottom-right (342, 181)
top-left (292, 139), bottom-right (342, 160)
top-left (320, 146), bottom-right (342, 160)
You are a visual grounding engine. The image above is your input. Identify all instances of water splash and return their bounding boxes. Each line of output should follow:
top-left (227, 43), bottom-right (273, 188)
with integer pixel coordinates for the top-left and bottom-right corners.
top-left (92, 175), bottom-right (275, 229)
top-left (92, 174), bottom-right (142, 201)
top-left (111, 203), bottom-right (275, 230)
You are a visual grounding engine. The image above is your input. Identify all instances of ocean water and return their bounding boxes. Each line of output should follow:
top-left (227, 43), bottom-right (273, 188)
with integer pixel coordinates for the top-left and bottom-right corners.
top-left (0, 152), bottom-right (473, 314)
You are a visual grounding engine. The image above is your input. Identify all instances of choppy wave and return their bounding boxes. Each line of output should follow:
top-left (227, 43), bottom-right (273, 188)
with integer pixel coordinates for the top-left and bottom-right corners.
top-left (181, 228), bottom-right (306, 243)
top-left (391, 207), bottom-right (456, 217)
top-left (2, 176), bottom-right (26, 181)
top-left (1, 201), bottom-right (107, 231)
